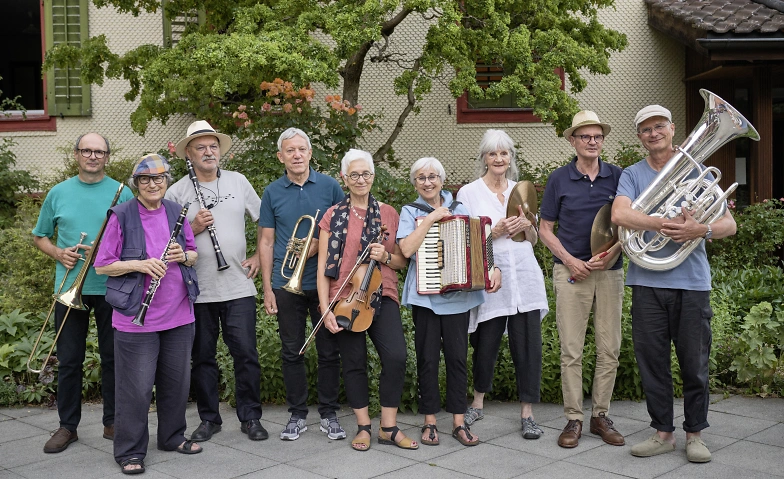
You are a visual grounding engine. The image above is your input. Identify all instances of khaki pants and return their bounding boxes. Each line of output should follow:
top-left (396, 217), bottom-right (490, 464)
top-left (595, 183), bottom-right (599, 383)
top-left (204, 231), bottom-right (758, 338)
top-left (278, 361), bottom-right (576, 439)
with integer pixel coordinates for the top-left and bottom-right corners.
top-left (553, 264), bottom-right (623, 421)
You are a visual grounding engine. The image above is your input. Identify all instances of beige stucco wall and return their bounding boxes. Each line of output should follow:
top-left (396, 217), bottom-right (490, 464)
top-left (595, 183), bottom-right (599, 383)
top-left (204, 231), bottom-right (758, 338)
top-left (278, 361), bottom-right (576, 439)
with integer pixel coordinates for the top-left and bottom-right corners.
top-left (3, 1), bottom-right (687, 184)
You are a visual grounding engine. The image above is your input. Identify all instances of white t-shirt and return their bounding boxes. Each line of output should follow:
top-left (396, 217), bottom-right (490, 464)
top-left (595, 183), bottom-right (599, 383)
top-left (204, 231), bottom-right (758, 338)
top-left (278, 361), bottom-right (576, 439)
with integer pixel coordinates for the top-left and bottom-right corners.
top-left (457, 178), bottom-right (549, 332)
top-left (165, 169), bottom-right (261, 303)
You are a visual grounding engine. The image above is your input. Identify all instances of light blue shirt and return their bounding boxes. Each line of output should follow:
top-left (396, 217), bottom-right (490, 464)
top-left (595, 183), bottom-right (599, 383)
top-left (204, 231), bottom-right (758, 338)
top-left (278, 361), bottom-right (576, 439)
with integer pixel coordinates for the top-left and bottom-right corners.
top-left (397, 191), bottom-right (486, 314)
top-left (616, 159), bottom-right (712, 291)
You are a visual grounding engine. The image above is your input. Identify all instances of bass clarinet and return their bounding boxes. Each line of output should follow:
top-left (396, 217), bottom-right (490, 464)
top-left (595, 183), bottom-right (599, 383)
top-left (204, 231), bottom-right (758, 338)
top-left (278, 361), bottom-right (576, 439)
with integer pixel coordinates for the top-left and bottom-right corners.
top-left (132, 202), bottom-right (190, 327)
top-left (185, 157), bottom-right (229, 270)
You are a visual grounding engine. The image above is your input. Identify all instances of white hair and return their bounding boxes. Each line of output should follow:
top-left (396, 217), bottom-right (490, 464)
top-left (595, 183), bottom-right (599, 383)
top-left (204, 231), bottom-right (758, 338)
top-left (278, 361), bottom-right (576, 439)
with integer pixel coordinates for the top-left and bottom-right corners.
top-left (476, 129), bottom-right (519, 180)
top-left (277, 127), bottom-right (312, 151)
top-left (341, 149), bottom-right (375, 176)
top-left (409, 157), bottom-right (446, 186)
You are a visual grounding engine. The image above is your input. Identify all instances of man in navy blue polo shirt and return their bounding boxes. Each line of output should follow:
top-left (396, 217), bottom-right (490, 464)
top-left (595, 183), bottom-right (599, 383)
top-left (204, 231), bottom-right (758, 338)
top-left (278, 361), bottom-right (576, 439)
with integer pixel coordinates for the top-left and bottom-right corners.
top-left (258, 128), bottom-right (346, 441)
top-left (539, 111), bottom-right (625, 449)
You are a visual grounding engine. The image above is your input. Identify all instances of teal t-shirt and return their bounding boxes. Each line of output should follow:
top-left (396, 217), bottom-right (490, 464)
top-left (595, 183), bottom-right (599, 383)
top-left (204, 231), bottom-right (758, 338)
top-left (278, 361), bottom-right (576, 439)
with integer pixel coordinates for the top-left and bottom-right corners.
top-left (32, 176), bottom-right (134, 295)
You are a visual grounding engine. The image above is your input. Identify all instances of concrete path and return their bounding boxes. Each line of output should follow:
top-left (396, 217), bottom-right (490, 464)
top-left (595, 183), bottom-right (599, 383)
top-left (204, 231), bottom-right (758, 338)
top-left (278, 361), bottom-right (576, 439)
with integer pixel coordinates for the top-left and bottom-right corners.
top-left (1, 395), bottom-right (782, 478)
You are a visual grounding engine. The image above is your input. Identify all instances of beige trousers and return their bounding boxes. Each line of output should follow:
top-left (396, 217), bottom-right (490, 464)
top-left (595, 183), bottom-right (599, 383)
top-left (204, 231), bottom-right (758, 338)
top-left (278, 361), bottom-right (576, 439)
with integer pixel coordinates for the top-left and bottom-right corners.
top-left (553, 264), bottom-right (623, 421)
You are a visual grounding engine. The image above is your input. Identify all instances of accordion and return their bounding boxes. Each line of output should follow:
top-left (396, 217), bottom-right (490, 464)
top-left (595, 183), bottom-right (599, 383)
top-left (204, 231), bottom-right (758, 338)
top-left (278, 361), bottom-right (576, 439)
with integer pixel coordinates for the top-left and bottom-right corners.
top-left (415, 215), bottom-right (495, 294)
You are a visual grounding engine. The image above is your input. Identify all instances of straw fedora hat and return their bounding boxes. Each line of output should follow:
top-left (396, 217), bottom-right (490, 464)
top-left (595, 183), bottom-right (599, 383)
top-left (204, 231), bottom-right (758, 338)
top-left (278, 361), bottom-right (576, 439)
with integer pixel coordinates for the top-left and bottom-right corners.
top-left (174, 120), bottom-right (233, 159)
top-left (563, 110), bottom-right (611, 139)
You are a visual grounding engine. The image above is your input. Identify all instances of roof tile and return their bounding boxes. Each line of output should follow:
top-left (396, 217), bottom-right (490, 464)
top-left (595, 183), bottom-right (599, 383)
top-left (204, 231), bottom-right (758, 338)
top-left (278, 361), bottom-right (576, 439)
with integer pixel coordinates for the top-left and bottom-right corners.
top-left (645, 0), bottom-right (784, 34)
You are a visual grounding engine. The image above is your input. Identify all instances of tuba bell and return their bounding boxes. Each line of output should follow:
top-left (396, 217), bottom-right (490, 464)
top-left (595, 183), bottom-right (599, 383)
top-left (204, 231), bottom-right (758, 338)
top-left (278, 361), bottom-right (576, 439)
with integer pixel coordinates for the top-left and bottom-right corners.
top-left (281, 210), bottom-right (320, 295)
top-left (618, 89), bottom-right (760, 271)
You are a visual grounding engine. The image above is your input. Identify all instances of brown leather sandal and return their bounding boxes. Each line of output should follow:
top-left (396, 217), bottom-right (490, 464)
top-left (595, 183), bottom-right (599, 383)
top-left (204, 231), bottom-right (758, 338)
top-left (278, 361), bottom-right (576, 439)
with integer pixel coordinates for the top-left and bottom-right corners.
top-left (351, 424), bottom-right (372, 451)
top-left (378, 425), bottom-right (418, 450)
top-left (452, 425), bottom-right (478, 446)
top-left (421, 424), bottom-right (439, 446)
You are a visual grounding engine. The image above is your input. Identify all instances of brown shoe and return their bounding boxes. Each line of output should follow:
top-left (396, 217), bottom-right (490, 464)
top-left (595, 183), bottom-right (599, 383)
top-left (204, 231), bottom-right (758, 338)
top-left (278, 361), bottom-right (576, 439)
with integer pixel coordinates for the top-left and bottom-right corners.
top-left (43, 427), bottom-right (78, 453)
top-left (103, 424), bottom-right (114, 440)
top-left (590, 412), bottom-right (625, 446)
top-left (557, 419), bottom-right (582, 448)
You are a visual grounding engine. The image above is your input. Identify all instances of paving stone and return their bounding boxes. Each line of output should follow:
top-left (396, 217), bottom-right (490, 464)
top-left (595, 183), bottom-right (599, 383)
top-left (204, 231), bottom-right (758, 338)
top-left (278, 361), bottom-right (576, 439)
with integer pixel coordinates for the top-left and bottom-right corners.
top-left (295, 444), bottom-right (418, 479)
top-left (240, 463), bottom-right (330, 479)
top-left (514, 460), bottom-right (631, 478)
top-left (431, 442), bottom-right (554, 479)
top-left (704, 410), bottom-right (779, 439)
top-left (745, 423), bottom-right (784, 448)
top-left (148, 442), bottom-right (278, 478)
top-left (711, 440), bottom-right (784, 477)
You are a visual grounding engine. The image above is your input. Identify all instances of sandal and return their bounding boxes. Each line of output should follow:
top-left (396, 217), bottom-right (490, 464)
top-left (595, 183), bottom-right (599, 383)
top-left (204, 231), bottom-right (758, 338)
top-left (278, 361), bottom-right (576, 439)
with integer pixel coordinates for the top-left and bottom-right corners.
top-left (420, 424), bottom-right (439, 446)
top-left (464, 406), bottom-right (484, 426)
top-left (176, 440), bottom-right (203, 455)
top-left (452, 425), bottom-right (479, 447)
top-left (120, 457), bottom-right (145, 475)
top-left (378, 425), bottom-right (419, 450)
top-left (351, 424), bottom-right (372, 452)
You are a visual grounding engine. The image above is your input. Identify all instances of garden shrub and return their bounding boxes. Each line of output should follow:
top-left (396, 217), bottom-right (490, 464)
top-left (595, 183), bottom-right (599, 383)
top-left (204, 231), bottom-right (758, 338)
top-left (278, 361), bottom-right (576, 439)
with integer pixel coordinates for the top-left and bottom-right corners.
top-left (707, 198), bottom-right (784, 270)
top-left (0, 138), bottom-right (39, 229)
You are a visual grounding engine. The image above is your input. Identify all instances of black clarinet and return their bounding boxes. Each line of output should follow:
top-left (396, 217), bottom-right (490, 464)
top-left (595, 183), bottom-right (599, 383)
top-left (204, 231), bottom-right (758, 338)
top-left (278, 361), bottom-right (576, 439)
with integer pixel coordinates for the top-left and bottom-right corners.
top-left (132, 202), bottom-right (190, 327)
top-left (184, 157), bottom-right (229, 271)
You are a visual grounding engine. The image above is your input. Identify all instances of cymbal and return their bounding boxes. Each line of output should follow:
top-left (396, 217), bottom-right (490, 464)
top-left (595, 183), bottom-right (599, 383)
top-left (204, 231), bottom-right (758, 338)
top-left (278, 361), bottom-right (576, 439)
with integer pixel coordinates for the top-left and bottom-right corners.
top-left (590, 203), bottom-right (618, 256)
top-left (507, 181), bottom-right (537, 242)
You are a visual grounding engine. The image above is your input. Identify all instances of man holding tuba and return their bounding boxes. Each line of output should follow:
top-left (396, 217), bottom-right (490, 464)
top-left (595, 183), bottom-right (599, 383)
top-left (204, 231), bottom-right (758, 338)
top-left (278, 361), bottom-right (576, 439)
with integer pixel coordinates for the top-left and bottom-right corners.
top-left (165, 120), bottom-right (268, 442)
top-left (32, 133), bottom-right (134, 453)
top-left (258, 127), bottom-right (346, 441)
top-left (612, 105), bottom-right (736, 463)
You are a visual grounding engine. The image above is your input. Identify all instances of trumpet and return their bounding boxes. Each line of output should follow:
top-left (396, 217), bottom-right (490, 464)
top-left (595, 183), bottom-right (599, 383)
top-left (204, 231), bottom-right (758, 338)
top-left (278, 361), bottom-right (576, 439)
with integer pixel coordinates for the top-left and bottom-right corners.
top-left (27, 183), bottom-right (124, 375)
top-left (618, 89), bottom-right (760, 271)
top-left (281, 210), bottom-right (319, 295)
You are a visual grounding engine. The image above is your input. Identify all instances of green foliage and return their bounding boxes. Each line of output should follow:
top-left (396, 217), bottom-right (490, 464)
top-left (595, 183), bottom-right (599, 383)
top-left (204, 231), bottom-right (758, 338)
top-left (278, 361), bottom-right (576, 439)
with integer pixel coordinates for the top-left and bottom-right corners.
top-left (707, 198), bottom-right (784, 270)
top-left (608, 141), bottom-right (644, 170)
top-left (729, 302), bottom-right (784, 395)
top-left (44, 0), bottom-right (627, 151)
top-left (0, 139), bottom-right (39, 228)
top-left (0, 378), bottom-right (19, 406)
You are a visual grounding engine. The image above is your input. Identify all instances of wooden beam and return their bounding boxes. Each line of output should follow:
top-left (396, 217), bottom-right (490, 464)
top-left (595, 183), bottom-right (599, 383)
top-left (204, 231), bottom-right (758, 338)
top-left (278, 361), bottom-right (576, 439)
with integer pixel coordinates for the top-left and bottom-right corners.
top-left (751, 66), bottom-right (773, 202)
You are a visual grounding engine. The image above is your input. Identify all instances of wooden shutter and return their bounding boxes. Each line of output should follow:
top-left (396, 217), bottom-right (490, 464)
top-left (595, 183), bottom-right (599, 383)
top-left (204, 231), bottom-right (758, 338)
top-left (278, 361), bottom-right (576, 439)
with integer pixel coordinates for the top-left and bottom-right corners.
top-left (44, 0), bottom-right (90, 117)
top-left (162, 0), bottom-right (205, 48)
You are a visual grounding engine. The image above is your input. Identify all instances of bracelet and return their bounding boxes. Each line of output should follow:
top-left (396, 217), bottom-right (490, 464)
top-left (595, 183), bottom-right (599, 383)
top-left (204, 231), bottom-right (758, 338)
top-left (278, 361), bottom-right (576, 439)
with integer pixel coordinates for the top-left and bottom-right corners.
top-left (385, 251), bottom-right (392, 265)
top-left (183, 252), bottom-right (189, 265)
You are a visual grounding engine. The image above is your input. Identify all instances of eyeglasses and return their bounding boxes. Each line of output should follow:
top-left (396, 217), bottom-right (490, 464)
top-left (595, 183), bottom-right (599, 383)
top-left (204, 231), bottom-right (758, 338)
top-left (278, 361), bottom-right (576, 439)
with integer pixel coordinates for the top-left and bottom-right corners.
top-left (137, 175), bottom-right (166, 185)
top-left (77, 148), bottom-right (107, 159)
top-left (415, 174), bottom-right (441, 184)
top-left (347, 171), bottom-right (374, 182)
top-left (573, 134), bottom-right (604, 144)
top-left (191, 145), bottom-right (220, 154)
top-left (638, 122), bottom-right (671, 136)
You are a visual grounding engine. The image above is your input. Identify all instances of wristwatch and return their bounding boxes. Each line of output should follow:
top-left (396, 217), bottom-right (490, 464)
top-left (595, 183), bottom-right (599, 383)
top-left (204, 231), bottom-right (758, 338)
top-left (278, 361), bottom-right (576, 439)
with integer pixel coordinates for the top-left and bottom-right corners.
top-left (704, 225), bottom-right (712, 240)
top-left (385, 252), bottom-right (392, 265)
top-left (183, 252), bottom-right (189, 265)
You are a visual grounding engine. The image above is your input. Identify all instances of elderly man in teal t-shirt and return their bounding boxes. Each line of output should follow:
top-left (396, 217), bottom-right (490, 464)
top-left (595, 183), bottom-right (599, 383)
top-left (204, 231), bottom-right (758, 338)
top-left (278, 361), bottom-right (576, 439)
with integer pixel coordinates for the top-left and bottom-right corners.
top-left (32, 132), bottom-right (133, 454)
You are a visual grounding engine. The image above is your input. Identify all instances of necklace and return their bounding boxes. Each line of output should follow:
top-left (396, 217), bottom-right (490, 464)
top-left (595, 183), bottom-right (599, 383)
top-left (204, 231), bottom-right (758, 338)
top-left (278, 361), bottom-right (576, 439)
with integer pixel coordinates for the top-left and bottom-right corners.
top-left (351, 206), bottom-right (365, 221)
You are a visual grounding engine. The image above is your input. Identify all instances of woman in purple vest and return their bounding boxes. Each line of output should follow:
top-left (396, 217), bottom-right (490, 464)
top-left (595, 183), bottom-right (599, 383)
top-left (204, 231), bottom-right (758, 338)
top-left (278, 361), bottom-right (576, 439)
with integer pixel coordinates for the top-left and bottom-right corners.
top-left (95, 154), bottom-right (200, 475)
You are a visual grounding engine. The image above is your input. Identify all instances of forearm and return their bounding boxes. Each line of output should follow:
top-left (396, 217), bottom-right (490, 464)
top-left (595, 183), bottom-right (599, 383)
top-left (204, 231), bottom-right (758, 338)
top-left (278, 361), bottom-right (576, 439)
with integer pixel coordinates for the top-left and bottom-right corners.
top-left (709, 210), bottom-right (737, 240)
top-left (32, 235), bottom-right (58, 261)
top-left (399, 217), bottom-right (435, 258)
top-left (95, 260), bottom-right (142, 277)
top-left (387, 245), bottom-right (408, 270)
top-left (183, 250), bottom-right (198, 267)
top-left (538, 221), bottom-right (576, 265)
top-left (258, 227), bottom-right (274, 293)
top-left (611, 198), bottom-right (666, 232)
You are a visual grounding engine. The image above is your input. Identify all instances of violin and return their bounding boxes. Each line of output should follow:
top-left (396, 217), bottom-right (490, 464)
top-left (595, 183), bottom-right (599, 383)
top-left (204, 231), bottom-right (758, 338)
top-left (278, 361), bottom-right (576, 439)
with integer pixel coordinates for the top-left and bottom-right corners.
top-left (333, 259), bottom-right (383, 332)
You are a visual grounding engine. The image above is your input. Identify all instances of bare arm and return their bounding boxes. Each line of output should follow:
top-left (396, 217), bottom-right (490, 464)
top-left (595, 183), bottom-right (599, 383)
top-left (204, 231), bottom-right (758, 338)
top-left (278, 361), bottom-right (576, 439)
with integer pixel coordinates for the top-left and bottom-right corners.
top-left (538, 218), bottom-right (591, 281)
top-left (611, 195), bottom-right (667, 232)
top-left (399, 207), bottom-right (451, 258)
top-left (316, 229), bottom-right (342, 333)
top-left (33, 235), bottom-right (85, 270)
top-left (258, 226), bottom-right (277, 314)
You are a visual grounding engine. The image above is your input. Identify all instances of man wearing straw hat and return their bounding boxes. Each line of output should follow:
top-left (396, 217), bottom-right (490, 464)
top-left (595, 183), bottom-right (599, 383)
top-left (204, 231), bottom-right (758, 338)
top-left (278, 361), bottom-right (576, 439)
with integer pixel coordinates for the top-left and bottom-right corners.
top-left (33, 133), bottom-right (134, 453)
top-left (539, 111), bottom-right (626, 449)
top-left (166, 120), bottom-right (267, 442)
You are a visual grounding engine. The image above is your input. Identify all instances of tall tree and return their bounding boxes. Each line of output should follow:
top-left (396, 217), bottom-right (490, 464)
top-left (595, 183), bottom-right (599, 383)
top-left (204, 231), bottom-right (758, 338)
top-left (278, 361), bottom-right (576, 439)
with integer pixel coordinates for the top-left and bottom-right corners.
top-left (46, 0), bottom-right (627, 161)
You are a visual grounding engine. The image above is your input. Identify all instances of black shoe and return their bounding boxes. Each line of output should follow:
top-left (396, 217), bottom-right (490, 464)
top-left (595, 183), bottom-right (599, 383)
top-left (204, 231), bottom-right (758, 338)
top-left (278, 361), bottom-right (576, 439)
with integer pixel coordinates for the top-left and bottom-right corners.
top-left (241, 419), bottom-right (269, 441)
top-left (190, 420), bottom-right (221, 442)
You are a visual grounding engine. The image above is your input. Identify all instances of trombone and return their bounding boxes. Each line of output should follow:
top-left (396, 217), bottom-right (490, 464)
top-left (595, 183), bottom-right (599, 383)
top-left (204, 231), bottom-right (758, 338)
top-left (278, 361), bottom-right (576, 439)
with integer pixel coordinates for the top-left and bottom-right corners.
top-left (27, 183), bottom-right (124, 375)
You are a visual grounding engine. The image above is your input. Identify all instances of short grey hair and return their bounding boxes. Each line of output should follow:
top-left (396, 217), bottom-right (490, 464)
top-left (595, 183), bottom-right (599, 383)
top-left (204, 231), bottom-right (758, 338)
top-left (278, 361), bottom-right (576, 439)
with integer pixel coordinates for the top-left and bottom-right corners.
top-left (74, 133), bottom-right (111, 155)
top-left (476, 129), bottom-right (518, 181)
top-left (409, 157), bottom-right (446, 186)
top-left (127, 173), bottom-right (173, 191)
top-left (277, 128), bottom-right (312, 151)
top-left (341, 149), bottom-right (374, 176)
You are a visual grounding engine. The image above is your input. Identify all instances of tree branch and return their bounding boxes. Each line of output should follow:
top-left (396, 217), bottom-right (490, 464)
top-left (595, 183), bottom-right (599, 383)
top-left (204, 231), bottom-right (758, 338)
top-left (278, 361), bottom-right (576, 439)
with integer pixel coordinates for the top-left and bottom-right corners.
top-left (374, 58), bottom-right (421, 163)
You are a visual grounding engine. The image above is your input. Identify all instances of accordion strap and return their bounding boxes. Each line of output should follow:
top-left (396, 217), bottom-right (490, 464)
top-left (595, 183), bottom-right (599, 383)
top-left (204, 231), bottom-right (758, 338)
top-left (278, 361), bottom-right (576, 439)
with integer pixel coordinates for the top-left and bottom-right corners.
top-left (406, 200), bottom-right (461, 214)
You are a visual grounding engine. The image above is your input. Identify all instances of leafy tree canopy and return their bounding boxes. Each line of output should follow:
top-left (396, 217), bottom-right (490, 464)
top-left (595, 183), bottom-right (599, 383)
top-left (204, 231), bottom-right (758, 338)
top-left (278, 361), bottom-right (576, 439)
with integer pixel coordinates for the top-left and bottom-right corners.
top-left (45, 0), bottom-right (627, 159)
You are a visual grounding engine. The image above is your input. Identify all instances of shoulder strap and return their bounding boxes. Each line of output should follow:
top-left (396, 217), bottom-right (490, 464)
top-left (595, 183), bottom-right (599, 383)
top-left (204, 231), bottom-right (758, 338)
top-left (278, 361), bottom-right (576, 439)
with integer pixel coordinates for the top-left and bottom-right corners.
top-left (405, 200), bottom-right (462, 214)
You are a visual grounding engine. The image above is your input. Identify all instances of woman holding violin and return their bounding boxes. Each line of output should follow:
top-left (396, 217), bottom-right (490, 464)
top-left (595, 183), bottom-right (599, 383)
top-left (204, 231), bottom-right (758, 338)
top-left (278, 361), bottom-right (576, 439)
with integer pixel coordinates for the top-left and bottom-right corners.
top-left (398, 157), bottom-right (501, 448)
top-left (316, 149), bottom-right (415, 452)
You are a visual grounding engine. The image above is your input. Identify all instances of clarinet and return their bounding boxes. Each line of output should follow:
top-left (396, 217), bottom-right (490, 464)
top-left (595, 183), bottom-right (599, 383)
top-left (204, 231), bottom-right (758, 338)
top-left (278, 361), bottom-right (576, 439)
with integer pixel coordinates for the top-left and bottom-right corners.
top-left (132, 202), bottom-right (190, 327)
top-left (184, 157), bottom-right (229, 271)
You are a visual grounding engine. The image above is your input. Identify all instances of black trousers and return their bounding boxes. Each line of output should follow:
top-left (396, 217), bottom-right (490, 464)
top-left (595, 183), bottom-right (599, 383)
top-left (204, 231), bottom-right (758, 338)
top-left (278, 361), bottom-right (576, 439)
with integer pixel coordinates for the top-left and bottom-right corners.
top-left (336, 297), bottom-right (407, 409)
top-left (191, 296), bottom-right (262, 424)
top-left (54, 295), bottom-right (115, 431)
top-left (274, 288), bottom-right (341, 419)
top-left (113, 323), bottom-right (194, 463)
top-left (412, 306), bottom-right (469, 415)
top-left (470, 310), bottom-right (542, 403)
top-left (631, 286), bottom-right (712, 433)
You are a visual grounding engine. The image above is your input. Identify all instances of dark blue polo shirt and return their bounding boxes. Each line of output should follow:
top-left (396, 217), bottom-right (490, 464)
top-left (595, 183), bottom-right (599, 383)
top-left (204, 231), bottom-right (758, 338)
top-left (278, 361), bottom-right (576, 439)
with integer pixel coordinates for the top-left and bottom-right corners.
top-left (259, 167), bottom-right (345, 290)
top-left (539, 157), bottom-right (623, 269)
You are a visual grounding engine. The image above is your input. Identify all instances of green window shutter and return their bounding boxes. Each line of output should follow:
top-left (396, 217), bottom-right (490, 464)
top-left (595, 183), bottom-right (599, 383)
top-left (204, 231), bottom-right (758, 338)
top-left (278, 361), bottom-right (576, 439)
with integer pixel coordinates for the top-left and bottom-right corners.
top-left (44, 0), bottom-right (90, 117)
top-left (162, 0), bottom-right (205, 48)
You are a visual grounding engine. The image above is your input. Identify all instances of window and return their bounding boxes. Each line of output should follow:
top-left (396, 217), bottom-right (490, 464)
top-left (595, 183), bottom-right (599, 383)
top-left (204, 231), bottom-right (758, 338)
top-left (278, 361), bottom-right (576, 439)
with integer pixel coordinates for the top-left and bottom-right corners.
top-left (456, 61), bottom-right (564, 124)
top-left (162, 0), bottom-right (205, 48)
top-left (0, 0), bottom-right (90, 132)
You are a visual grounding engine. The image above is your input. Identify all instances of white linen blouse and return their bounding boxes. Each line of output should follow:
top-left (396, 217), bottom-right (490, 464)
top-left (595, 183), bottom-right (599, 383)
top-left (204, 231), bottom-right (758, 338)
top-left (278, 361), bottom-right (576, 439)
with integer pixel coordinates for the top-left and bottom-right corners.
top-left (456, 178), bottom-right (549, 333)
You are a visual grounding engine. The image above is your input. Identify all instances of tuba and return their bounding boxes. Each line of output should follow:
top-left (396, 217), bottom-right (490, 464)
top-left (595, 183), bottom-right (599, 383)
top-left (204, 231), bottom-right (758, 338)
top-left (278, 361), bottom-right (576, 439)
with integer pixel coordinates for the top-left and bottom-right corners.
top-left (618, 89), bottom-right (760, 271)
top-left (281, 210), bottom-right (320, 295)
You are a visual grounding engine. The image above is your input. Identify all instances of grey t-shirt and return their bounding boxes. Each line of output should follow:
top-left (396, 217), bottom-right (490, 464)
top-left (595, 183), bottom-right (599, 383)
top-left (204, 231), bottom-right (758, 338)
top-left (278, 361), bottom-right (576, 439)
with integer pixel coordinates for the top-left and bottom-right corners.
top-left (166, 169), bottom-right (261, 303)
